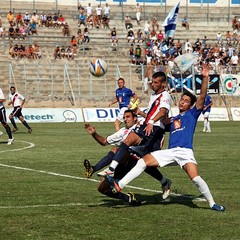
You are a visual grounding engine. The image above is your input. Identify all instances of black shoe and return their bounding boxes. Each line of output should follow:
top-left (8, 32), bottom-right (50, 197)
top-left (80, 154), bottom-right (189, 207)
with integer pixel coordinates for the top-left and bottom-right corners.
top-left (28, 128), bottom-right (33, 134)
top-left (127, 192), bottom-right (141, 206)
top-left (83, 159), bottom-right (94, 178)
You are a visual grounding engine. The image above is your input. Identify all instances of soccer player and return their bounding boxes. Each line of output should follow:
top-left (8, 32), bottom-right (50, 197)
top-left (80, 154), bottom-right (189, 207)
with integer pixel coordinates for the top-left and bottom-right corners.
top-left (0, 87), bottom-right (14, 145)
top-left (108, 77), bottom-right (138, 131)
top-left (106, 71), bottom-right (171, 176)
top-left (106, 64), bottom-right (225, 211)
top-left (202, 94), bottom-right (212, 133)
top-left (84, 110), bottom-right (171, 203)
top-left (8, 86), bottom-right (32, 133)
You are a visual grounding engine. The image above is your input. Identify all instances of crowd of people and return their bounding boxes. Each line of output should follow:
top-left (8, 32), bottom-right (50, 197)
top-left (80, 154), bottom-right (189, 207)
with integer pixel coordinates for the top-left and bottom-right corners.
top-left (1, 6), bottom-right (240, 71)
top-left (9, 43), bottom-right (41, 59)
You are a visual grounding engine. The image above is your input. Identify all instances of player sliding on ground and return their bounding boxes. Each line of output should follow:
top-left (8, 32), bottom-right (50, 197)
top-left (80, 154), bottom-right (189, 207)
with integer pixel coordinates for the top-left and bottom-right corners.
top-left (106, 64), bottom-right (225, 212)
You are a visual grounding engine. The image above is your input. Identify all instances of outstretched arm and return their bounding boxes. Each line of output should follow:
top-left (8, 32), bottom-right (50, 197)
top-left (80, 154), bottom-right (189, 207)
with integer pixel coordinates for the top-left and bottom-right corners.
top-left (196, 64), bottom-right (210, 110)
top-left (84, 123), bottom-right (108, 146)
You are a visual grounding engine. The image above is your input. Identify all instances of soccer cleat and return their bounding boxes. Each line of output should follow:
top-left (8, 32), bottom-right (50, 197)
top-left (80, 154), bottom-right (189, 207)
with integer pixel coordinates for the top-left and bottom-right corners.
top-left (162, 179), bottom-right (172, 200)
top-left (211, 203), bottom-right (225, 212)
top-left (0, 131), bottom-right (3, 137)
top-left (202, 128), bottom-right (206, 132)
top-left (105, 175), bottom-right (121, 193)
top-left (12, 128), bottom-right (18, 133)
top-left (206, 129), bottom-right (211, 133)
top-left (28, 128), bottom-right (33, 134)
top-left (127, 192), bottom-right (142, 206)
top-left (83, 159), bottom-right (94, 178)
top-left (7, 138), bottom-right (14, 145)
top-left (97, 167), bottom-right (114, 177)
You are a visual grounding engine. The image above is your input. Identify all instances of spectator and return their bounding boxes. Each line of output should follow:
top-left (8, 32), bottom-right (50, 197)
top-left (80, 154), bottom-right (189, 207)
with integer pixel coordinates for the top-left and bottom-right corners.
top-left (157, 30), bottom-right (164, 43)
top-left (39, 13), bottom-right (47, 27)
top-left (83, 27), bottom-right (90, 43)
top-left (8, 24), bottom-right (15, 39)
top-left (33, 44), bottom-right (41, 59)
top-left (0, 26), bottom-right (6, 38)
top-left (230, 51), bottom-right (238, 74)
top-left (185, 38), bottom-right (192, 53)
top-left (15, 12), bottom-right (23, 26)
top-left (103, 3), bottom-right (110, 19)
top-left (46, 13), bottom-right (53, 27)
top-left (135, 44), bottom-right (142, 64)
top-left (77, 29), bottom-right (84, 44)
top-left (182, 15), bottom-right (190, 30)
top-left (86, 14), bottom-right (93, 28)
top-left (57, 15), bottom-right (66, 27)
top-left (216, 31), bottom-right (222, 43)
top-left (232, 16), bottom-right (239, 30)
top-left (86, 3), bottom-right (93, 17)
top-left (31, 12), bottom-right (40, 25)
top-left (110, 27), bottom-right (118, 45)
top-left (54, 45), bottom-right (61, 59)
top-left (136, 28), bottom-right (144, 44)
top-left (65, 46), bottom-right (74, 60)
top-left (71, 35), bottom-right (77, 47)
top-left (93, 14), bottom-right (100, 28)
top-left (29, 21), bottom-right (37, 35)
top-left (151, 18), bottom-right (159, 31)
top-left (62, 23), bottom-right (70, 36)
top-left (7, 11), bottom-right (15, 25)
top-left (60, 46), bottom-right (66, 58)
top-left (135, 3), bottom-right (142, 25)
top-left (127, 28), bottom-right (135, 43)
top-left (129, 44), bottom-right (135, 63)
top-left (95, 4), bottom-right (103, 27)
top-left (102, 14), bottom-right (110, 29)
top-left (14, 25), bottom-right (21, 39)
top-left (124, 14), bottom-right (132, 30)
top-left (52, 13), bottom-right (58, 28)
top-left (23, 12), bottom-right (31, 25)
top-left (78, 13), bottom-right (86, 27)
top-left (144, 21), bottom-right (150, 37)
top-left (226, 30), bottom-right (231, 43)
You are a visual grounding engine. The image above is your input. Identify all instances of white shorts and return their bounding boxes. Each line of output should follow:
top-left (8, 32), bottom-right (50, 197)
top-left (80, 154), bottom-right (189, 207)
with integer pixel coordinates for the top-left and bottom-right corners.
top-left (116, 107), bottom-right (128, 122)
top-left (150, 147), bottom-right (197, 168)
top-left (203, 112), bottom-right (210, 118)
top-left (136, 12), bottom-right (141, 21)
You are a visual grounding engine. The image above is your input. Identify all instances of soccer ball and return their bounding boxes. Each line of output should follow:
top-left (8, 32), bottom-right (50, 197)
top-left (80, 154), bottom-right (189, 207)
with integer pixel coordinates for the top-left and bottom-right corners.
top-left (89, 58), bottom-right (108, 77)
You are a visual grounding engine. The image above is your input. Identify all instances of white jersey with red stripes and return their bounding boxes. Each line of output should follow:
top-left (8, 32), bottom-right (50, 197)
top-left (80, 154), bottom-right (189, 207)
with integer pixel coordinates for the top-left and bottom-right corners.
top-left (0, 88), bottom-right (5, 108)
top-left (144, 90), bottom-right (171, 128)
top-left (9, 92), bottom-right (25, 107)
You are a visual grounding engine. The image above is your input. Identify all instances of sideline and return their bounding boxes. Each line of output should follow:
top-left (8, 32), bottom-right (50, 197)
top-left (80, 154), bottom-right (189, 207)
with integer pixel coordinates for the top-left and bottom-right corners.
top-left (0, 163), bottom-right (207, 204)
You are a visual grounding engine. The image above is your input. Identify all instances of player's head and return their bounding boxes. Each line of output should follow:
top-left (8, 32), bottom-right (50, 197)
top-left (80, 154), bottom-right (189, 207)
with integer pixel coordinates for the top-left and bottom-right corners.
top-left (179, 91), bottom-right (197, 113)
top-left (151, 71), bottom-right (167, 94)
top-left (10, 86), bottom-right (16, 94)
top-left (123, 109), bottom-right (137, 129)
top-left (117, 78), bottom-right (125, 89)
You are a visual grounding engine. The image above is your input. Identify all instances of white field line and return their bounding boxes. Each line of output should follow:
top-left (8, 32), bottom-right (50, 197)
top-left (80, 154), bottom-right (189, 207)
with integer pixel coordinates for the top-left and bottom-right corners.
top-left (0, 140), bottom-right (35, 153)
top-left (0, 163), bottom-right (207, 207)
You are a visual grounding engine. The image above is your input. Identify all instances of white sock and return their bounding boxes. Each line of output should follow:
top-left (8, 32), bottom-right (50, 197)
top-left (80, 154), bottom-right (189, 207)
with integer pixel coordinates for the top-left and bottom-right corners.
top-left (109, 160), bottom-right (119, 170)
top-left (192, 176), bottom-right (215, 208)
top-left (204, 119), bottom-right (207, 129)
top-left (207, 121), bottom-right (211, 130)
top-left (118, 158), bottom-right (147, 189)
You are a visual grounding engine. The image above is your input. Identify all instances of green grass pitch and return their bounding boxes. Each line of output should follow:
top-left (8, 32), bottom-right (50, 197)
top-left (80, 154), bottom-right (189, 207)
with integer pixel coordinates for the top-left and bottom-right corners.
top-left (0, 122), bottom-right (239, 240)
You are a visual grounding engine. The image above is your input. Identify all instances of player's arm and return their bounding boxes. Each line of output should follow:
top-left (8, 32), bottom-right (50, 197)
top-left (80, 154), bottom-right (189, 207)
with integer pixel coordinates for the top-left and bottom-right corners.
top-left (108, 98), bottom-right (118, 107)
top-left (0, 99), bottom-right (5, 103)
top-left (196, 64), bottom-right (210, 110)
top-left (144, 107), bottom-right (169, 136)
top-left (20, 98), bottom-right (25, 108)
top-left (84, 123), bottom-right (108, 146)
top-left (135, 107), bottom-right (146, 118)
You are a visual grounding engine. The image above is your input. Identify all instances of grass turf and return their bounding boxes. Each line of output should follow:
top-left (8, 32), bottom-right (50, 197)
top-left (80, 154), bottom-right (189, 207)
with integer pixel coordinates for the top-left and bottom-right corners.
top-left (0, 122), bottom-right (239, 240)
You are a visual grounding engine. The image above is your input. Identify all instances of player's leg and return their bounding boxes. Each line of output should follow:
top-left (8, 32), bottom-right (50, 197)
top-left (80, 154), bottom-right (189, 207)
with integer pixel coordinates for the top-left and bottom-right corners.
top-left (1, 108), bottom-right (14, 144)
top-left (108, 131), bottom-right (142, 173)
top-left (19, 115), bottom-right (32, 133)
top-left (9, 111), bottom-right (18, 132)
top-left (183, 162), bottom-right (224, 211)
top-left (83, 150), bottom-right (115, 178)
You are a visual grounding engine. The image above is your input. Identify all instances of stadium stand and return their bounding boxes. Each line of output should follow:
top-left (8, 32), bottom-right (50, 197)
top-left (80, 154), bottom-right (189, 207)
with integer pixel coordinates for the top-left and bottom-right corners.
top-left (0, 1), bottom-right (240, 108)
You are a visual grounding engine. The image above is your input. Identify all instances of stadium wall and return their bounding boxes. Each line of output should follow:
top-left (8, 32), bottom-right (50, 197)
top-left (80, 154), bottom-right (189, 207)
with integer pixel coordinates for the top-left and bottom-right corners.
top-left (9, 0), bottom-right (240, 7)
top-left (5, 107), bottom-right (240, 122)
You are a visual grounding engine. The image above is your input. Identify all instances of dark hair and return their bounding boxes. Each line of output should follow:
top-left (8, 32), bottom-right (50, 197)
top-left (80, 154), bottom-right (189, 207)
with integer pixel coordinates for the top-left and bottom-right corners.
top-left (182, 91), bottom-right (197, 106)
top-left (10, 86), bottom-right (15, 90)
top-left (117, 77), bottom-right (125, 83)
top-left (152, 71), bottom-right (167, 82)
top-left (124, 109), bottom-right (137, 118)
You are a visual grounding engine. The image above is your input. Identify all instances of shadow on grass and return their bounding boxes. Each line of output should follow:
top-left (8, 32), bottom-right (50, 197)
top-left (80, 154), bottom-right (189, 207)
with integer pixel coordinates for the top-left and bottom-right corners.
top-left (89, 193), bottom-right (207, 210)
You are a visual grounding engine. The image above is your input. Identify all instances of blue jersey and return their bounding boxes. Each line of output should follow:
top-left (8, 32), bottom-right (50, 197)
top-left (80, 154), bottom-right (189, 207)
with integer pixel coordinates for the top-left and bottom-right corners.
top-left (169, 106), bottom-right (202, 149)
top-left (202, 95), bottom-right (212, 114)
top-left (116, 87), bottom-right (135, 109)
